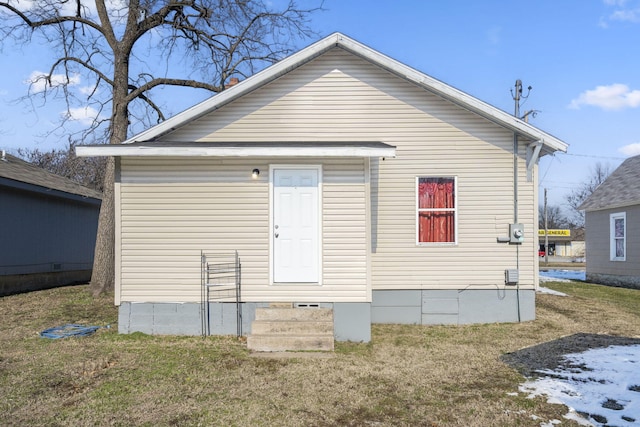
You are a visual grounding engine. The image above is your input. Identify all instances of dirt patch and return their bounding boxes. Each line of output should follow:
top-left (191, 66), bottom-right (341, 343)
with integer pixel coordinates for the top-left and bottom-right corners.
top-left (501, 333), bottom-right (640, 377)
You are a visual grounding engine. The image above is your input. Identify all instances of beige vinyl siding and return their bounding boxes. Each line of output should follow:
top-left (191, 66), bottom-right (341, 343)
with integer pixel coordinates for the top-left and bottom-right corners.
top-left (127, 47), bottom-right (538, 296)
top-left (118, 157), bottom-right (368, 303)
top-left (370, 144), bottom-right (537, 290)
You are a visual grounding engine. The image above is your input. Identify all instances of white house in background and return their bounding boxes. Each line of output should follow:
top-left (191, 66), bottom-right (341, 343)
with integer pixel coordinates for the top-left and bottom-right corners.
top-left (77, 33), bottom-right (567, 344)
top-left (579, 155), bottom-right (640, 289)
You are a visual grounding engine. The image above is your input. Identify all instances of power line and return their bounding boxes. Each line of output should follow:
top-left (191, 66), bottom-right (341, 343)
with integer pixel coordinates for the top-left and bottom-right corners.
top-left (539, 181), bottom-right (582, 186)
top-left (556, 152), bottom-right (626, 161)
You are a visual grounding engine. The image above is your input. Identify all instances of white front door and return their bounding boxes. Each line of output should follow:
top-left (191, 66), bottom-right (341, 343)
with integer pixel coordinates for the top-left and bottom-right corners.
top-left (273, 168), bottom-right (320, 283)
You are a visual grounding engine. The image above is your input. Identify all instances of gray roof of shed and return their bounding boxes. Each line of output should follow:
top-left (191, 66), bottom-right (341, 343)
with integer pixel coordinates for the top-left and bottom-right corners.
top-left (579, 155), bottom-right (640, 211)
top-left (0, 153), bottom-right (102, 200)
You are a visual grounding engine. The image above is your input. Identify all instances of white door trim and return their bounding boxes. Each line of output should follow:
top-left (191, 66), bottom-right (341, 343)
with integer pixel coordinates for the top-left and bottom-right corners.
top-left (269, 164), bottom-right (323, 285)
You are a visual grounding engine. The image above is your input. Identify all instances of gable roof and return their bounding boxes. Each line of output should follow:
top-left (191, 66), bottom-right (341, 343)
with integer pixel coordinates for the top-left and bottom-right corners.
top-left (77, 32), bottom-right (567, 157)
top-left (579, 155), bottom-right (640, 211)
top-left (0, 153), bottom-right (102, 200)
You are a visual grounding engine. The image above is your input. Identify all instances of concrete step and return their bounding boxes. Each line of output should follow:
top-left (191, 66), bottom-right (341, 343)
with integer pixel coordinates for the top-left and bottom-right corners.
top-left (246, 334), bottom-right (334, 352)
top-left (251, 320), bottom-right (333, 335)
top-left (269, 302), bottom-right (293, 308)
top-left (247, 306), bottom-right (335, 352)
top-left (254, 307), bottom-right (333, 322)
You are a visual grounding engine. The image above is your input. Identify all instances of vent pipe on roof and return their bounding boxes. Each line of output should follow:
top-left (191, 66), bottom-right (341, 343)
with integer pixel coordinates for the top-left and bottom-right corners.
top-left (1, 150), bottom-right (6, 162)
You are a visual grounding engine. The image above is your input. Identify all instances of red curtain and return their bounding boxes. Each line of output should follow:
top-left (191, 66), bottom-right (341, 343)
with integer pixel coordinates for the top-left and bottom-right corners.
top-left (418, 178), bottom-right (455, 242)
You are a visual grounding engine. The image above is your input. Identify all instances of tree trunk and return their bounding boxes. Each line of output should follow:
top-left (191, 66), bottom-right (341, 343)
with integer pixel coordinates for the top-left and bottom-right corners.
top-left (89, 46), bottom-right (131, 295)
top-left (89, 157), bottom-right (115, 296)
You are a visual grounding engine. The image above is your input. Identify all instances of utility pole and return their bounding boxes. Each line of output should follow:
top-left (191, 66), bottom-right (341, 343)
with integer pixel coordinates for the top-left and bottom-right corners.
top-left (544, 188), bottom-right (549, 265)
top-left (513, 79), bottom-right (522, 117)
top-left (511, 80), bottom-right (532, 223)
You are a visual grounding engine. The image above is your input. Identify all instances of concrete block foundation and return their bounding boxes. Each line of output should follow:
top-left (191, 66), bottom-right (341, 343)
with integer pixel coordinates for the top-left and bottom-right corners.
top-left (118, 289), bottom-right (534, 340)
top-left (372, 289), bottom-right (535, 325)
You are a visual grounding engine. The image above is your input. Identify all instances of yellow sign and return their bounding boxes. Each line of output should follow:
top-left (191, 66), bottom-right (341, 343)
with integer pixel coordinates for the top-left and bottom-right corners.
top-left (538, 229), bottom-right (570, 236)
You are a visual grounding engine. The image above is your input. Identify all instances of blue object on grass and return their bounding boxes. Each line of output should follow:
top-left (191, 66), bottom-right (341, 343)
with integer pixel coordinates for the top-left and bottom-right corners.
top-left (40, 324), bottom-right (101, 339)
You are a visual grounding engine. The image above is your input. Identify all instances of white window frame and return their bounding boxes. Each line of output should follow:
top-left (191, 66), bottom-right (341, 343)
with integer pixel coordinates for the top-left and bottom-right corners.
top-left (610, 212), bottom-right (626, 261)
top-left (415, 176), bottom-right (458, 246)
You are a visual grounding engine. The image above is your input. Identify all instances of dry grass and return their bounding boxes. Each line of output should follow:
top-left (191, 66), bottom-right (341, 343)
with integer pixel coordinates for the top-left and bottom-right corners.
top-left (1, 282), bottom-right (639, 426)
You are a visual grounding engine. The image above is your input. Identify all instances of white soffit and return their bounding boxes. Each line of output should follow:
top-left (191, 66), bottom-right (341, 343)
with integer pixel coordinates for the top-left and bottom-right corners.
top-left (75, 142), bottom-right (396, 158)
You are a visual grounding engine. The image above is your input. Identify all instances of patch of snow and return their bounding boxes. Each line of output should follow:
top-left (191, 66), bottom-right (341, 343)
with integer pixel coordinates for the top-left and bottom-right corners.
top-left (537, 287), bottom-right (568, 297)
top-left (520, 345), bottom-right (640, 426)
top-left (539, 269), bottom-right (585, 281)
top-left (539, 420), bottom-right (562, 427)
top-left (539, 275), bottom-right (571, 283)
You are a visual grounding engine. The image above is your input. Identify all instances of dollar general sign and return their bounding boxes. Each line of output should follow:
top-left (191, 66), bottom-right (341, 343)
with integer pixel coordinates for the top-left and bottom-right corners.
top-left (538, 229), bottom-right (570, 236)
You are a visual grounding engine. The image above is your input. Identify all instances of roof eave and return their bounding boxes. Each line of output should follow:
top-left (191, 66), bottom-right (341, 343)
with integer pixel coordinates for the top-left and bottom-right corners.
top-left (120, 32), bottom-right (567, 155)
top-left (76, 143), bottom-right (396, 158)
top-left (122, 34), bottom-right (345, 144)
top-left (333, 35), bottom-right (568, 154)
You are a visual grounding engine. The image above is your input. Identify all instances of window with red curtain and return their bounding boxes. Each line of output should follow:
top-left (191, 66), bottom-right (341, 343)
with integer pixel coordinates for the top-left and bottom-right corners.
top-left (417, 177), bottom-right (456, 243)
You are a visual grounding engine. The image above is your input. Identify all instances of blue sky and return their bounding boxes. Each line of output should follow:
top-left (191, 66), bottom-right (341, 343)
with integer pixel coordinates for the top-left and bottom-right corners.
top-left (1, 0), bottom-right (640, 209)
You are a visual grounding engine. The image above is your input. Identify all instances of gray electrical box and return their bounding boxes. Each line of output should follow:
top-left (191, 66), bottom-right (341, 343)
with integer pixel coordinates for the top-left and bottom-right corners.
top-left (509, 223), bottom-right (524, 244)
top-left (505, 269), bottom-right (519, 285)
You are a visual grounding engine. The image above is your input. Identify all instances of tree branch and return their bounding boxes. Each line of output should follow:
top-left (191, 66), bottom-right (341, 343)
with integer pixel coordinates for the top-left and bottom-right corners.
top-left (46, 55), bottom-right (115, 89)
top-left (0, 1), bottom-right (106, 36)
top-left (126, 78), bottom-right (221, 104)
top-left (127, 83), bottom-right (166, 122)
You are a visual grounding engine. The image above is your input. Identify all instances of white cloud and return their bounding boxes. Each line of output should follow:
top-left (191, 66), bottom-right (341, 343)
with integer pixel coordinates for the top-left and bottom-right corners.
top-left (610, 8), bottom-right (640, 22)
top-left (569, 83), bottom-right (640, 110)
top-left (618, 142), bottom-right (640, 156)
top-left (26, 71), bottom-right (81, 93)
top-left (64, 106), bottom-right (101, 126)
top-left (603, 0), bottom-right (629, 6)
top-left (18, 0), bottom-right (96, 18)
top-left (79, 85), bottom-right (99, 96)
top-left (601, 0), bottom-right (640, 26)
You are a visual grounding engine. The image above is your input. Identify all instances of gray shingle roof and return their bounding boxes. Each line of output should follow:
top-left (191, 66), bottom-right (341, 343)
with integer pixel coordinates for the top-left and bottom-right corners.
top-left (579, 155), bottom-right (640, 211)
top-left (0, 153), bottom-right (102, 200)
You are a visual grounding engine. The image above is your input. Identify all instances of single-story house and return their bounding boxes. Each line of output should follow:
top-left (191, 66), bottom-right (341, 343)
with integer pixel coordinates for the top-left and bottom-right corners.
top-left (0, 152), bottom-right (101, 295)
top-left (538, 228), bottom-right (585, 258)
top-left (77, 33), bottom-right (567, 345)
top-left (579, 155), bottom-right (640, 289)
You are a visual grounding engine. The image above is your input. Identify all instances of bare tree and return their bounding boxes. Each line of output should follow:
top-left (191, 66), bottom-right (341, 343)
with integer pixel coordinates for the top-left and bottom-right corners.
top-left (566, 161), bottom-right (612, 228)
top-left (1, 0), bottom-right (322, 295)
top-left (17, 142), bottom-right (107, 191)
top-left (538, 204), bottom-right (570, 230)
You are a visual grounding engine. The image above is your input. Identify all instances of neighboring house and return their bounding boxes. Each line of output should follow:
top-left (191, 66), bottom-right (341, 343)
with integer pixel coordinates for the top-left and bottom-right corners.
top-left (579, 155), bottom-right (640, 289)
top-left (0, 152), bottom-right (102, 296)
top-left (77, 33), bottom-right (567, 343)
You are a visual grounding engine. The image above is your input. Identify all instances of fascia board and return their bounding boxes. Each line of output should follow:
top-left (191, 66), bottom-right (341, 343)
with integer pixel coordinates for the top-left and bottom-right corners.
top-left (121, 32), bottom-right (567, 155)
top-left (335, 35), bottom-right (568, 154)
top-left (75, 144), bottom-right (396, 158)
top-left (122, 34), bottom-right (344, 144)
